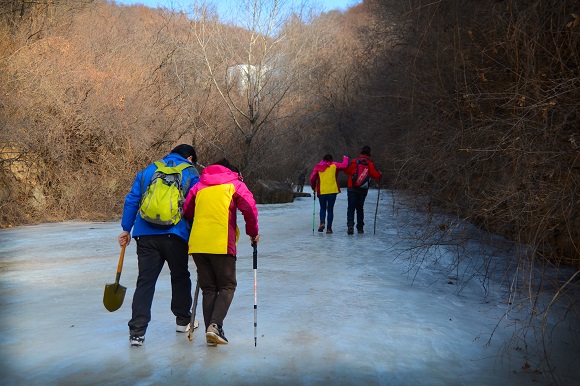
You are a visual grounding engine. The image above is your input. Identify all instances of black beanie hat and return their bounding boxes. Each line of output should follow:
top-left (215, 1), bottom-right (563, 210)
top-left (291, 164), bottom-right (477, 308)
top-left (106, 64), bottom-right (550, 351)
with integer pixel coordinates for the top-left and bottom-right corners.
top-left (213, 158), bottom-right (240, 174)
top-left (361, 146), bottom-right (371, 156)
top-left (171, 144), bottom-right (197, 163)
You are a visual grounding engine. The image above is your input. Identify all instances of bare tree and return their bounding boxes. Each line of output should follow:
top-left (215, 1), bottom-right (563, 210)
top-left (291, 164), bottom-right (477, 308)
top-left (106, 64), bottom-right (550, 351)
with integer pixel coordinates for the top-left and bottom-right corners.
top-left (171, 0), bottom-right (339, 179)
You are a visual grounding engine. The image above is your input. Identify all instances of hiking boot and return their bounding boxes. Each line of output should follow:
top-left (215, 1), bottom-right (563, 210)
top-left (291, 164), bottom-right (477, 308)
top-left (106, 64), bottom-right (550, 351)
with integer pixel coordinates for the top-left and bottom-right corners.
top-left (347, 226), bottom-right (354, 235)
top-left (318, 223), bottom-right (325, 232)
top-left (206, 323), bottom-right (228, 345)
top-left (326, 227), bottom-right (333, 234)
top-left (206, 339), bottom-right (217, 347)
top-left (130, 335), bottom-right (145, 347)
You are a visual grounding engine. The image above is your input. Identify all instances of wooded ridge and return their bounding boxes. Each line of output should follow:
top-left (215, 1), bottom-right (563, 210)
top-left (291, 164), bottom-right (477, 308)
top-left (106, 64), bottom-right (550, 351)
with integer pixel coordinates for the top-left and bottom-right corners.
top-left (2, 0), bottom-right (577, 266)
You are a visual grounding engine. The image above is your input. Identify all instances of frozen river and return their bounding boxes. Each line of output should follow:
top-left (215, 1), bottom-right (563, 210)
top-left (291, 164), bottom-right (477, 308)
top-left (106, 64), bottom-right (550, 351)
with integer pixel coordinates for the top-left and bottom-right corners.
top-left (1, 191), bottom-right (578, 385)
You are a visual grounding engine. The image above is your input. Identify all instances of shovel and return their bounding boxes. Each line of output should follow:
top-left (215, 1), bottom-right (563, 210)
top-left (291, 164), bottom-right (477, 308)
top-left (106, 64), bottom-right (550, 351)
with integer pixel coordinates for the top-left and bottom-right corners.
top-left (103, 246), bottom-right (127, 312)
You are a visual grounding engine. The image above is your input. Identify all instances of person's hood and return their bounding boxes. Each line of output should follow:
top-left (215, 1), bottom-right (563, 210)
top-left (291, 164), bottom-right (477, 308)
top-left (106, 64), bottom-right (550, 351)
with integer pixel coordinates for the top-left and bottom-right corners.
top-left (313, 160), bottom-right (333, 174)
top-left (357, 155), bottom-right (371, 165)
top-left (199, 164), bottom-right (239, 186)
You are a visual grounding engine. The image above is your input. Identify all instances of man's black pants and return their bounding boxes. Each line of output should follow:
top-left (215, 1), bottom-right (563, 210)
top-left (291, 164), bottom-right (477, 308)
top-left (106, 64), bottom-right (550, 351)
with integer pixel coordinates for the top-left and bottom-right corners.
top-left (128, 234), bottom-right (192, 336)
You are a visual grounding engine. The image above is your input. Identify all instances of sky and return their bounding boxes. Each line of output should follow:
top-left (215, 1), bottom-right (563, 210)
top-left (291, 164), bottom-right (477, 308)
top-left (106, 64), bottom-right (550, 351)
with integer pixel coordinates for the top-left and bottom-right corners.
top-left (112, 0), bottom-right (363, 14)
top-left (1, 190), bottom-right (578, 385)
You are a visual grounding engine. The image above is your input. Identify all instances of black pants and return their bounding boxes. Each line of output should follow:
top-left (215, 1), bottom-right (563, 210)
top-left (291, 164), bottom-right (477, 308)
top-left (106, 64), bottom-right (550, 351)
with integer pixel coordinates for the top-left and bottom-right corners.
top-left (192, 253), bottom-right (237, 330)
top-left (347, 189), bottom-right (368, 230)
top-left (128, 234), bottom-right (192, 336)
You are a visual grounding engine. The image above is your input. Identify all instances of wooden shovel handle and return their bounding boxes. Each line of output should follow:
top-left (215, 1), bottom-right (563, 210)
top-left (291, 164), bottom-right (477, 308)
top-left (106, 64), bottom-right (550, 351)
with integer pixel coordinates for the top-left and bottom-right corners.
top-left (115, 245), bottom-right (125, 284)
top-left (117, 246), bottom-right (126, 275)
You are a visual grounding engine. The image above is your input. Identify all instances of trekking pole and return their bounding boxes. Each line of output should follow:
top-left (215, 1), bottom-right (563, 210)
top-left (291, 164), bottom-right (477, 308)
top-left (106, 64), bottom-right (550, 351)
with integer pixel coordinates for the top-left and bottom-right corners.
top-left (252, 241), bottom-right (258, 347)
top-left (374, 178), bottom-right (381, 235)
top-left (312, 186), bottom-right (316, 235)
top-left (188, 276), bottom-right (200, 341)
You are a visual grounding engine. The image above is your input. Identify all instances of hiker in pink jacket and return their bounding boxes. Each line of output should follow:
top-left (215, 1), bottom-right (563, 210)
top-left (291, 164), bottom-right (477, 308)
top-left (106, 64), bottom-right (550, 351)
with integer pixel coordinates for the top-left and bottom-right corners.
top-left (309, 154), bottom-right (349, 234)
top-left (183, 158), bottom-right (259, 346)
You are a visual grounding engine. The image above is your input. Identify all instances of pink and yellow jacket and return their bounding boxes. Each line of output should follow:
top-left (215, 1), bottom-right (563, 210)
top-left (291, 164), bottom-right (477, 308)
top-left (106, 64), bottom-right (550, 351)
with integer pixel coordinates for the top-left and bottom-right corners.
top-left (183, 165), bottom-right (259, 257)
top-left (309, 155), bottom-right (349, 195)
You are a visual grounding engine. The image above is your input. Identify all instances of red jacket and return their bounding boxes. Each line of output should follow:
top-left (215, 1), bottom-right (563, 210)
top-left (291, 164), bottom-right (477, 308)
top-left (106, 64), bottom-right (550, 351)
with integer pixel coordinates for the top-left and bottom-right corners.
top-left (344, 155), bottom-right (382, 188)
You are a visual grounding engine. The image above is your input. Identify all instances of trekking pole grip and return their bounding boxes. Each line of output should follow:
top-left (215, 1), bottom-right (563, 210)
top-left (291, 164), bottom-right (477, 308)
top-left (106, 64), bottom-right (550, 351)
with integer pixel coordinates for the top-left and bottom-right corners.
top-left (252, 241), bottom-right (258, 347)
top-left (252, 242), bottom-right (257, 269)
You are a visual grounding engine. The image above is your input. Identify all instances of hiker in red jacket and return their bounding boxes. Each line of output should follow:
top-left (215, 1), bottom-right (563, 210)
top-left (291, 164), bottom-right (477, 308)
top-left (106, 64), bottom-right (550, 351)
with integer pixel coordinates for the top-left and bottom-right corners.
top-left (344, 146), bottom-right (382, 235)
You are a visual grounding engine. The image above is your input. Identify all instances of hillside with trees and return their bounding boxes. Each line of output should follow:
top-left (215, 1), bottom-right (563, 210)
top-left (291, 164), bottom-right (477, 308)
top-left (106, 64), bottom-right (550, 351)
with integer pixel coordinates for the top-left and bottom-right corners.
top-left (0, 0), bottom-right (368, 223)
top-left (0, 0), bottom-right (578, 381)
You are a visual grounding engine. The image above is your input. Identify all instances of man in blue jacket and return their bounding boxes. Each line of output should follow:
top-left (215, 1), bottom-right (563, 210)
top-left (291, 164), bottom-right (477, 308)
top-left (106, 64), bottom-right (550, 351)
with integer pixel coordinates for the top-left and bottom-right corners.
top-left (118, 144), bottom-right (200, 347)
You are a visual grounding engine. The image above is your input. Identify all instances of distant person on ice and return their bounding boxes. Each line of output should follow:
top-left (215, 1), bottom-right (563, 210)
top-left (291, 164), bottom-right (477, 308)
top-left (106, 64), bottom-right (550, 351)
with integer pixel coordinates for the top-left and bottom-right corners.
top-left (344, 145), bottom-right (382, 235)
top-left (118, 144), bottom-right (200, 347)
top-left (296, 169), bottom-right (306, 193)
top-left (310, 153), bottom-right (349, 234)
top-left (183, 158), bottom-right (259, 346)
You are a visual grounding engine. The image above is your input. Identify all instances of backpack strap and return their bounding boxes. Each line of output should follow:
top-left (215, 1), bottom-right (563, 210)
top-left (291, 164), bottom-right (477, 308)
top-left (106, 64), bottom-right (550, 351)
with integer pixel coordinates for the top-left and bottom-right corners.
top-left (351, 159), bottom-right (360, 178)
top-left (140, 161), bottom-right (161, 197)
top-left (177, 163), bottom-right (197, 192)
top-left (152, 161), bottom-right (192, 174)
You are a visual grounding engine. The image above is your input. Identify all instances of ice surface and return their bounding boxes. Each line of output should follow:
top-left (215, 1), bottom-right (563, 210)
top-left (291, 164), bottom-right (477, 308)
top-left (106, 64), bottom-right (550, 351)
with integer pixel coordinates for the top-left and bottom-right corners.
top-left (0, 191), bottom-right (578, 385)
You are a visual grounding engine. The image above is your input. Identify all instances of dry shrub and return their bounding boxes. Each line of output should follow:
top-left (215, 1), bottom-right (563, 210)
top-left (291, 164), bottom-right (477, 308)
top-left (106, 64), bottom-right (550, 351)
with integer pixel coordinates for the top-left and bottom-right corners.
top-left (355, 0), bottom-right (579, 381)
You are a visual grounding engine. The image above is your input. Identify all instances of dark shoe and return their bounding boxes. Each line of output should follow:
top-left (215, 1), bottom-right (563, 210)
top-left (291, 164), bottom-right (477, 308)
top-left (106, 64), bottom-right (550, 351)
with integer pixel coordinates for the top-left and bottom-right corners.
top-left (318, 223), bottom-right (325, 232)
top-left (347, 226), bottom-right (354, 235)
top-left (358, 228), bottom-right (364, 234)
top-left (326, 227), bottom-right (333, 234)
top-left (130, 335), bottom-right (145, 347)
top-left (206, 323), bottom-right (228, 345)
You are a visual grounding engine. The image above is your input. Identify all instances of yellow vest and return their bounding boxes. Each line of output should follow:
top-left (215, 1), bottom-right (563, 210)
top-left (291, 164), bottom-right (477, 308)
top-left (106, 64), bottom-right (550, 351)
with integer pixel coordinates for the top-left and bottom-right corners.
top-left (188, 183), bottom-right (239, 254)
top-left (318, 165), bottom-right (339, 195)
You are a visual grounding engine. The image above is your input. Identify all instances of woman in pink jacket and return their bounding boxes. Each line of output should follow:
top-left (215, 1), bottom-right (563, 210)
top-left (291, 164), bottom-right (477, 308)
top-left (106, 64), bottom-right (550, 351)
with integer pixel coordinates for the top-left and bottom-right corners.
top-left (183, 158), bottom-right (259, 346)
top-left (309, 153), bottom-right (349, 234)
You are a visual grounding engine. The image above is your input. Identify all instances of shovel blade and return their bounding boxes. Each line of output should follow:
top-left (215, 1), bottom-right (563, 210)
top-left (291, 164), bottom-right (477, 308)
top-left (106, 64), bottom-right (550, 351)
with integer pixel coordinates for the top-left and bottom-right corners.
top-left (103, 283), bottom-right (127, 312)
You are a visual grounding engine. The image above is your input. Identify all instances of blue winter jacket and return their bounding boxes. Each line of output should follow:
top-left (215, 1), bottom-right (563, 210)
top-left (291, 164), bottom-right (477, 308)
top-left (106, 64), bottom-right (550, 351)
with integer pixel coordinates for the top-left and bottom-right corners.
top-left (121, 153), bottom-right (200, 242)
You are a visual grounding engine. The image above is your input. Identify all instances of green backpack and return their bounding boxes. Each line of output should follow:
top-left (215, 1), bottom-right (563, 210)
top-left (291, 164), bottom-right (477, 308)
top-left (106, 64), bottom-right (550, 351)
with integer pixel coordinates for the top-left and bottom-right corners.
top-left (139, 161), bottom-right (192, 228)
